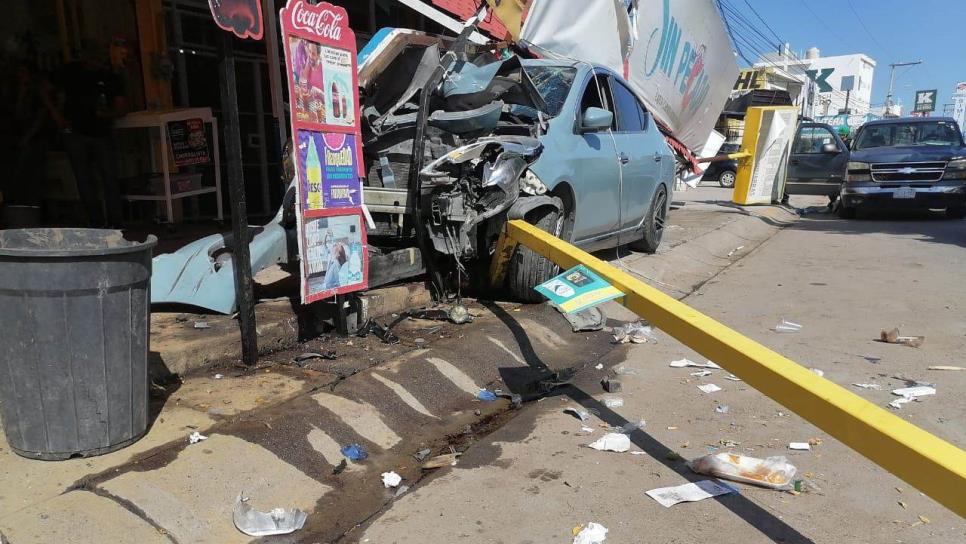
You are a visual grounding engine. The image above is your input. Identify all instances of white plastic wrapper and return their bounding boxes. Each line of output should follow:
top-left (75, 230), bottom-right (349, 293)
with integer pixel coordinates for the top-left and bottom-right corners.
top-left (573, 522), bottom-right (608, 544)
top-left (688, 452), bottom-right (797, 490)
top-left (587, 433), bottom-right (631, 453)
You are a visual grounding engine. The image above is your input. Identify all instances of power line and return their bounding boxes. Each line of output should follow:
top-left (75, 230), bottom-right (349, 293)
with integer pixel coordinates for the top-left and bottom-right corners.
top-left (844, 0), bottom-right (890, 55)
top-left (796, 0), bottom-right (850, 49)
top-left (742, 0), bottom-right (783, 45)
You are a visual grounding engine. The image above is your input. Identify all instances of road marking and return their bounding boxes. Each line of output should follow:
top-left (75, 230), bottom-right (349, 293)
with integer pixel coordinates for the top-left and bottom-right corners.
top-left (426, 357), bottom-right (482, 396)
top-left (307, 425), bottom-right (348, 466)
top-left (487, 336), bottom-right (526, 365)
top-left (518, 318), bottom-right (568, 350)
top-left (371, 373), bottom-right (439, 419)
top-left (312, 393), bottom-right (401, 450)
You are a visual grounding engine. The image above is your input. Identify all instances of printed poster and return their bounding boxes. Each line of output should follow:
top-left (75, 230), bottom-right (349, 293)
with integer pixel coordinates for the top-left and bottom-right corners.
top-left (297, 131), bottom-right (362, 210)
top-left (302, 209), bottom-right (368, 299)
top-left (167, 118), bottom-right (210, 167)
top-left (535, 265), bottom-right (624, 314)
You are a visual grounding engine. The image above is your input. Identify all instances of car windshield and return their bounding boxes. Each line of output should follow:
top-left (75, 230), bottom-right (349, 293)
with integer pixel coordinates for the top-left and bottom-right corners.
top-left (853, 121), bottom-right (964, 149)
top-left (517, 66), bottom-right (577, 118)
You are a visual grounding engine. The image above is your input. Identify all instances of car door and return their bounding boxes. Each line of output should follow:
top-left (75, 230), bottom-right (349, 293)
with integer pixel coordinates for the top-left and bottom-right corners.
top-left (786, 123), bottom-right (849, 196)
top-left (607, 76), bottom-right (662, 233)
top-left (567, 71), bottom-right (621, 242)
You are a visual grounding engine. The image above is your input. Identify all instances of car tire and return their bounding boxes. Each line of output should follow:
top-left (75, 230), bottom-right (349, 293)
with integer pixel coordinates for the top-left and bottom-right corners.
top-left (718, 170), bottom-right (737, 188)
top-left (837, 204), bottom-right (856, 219)
top-left (630, 184), bottom-right (668, 254)
top-left (946, 206), bottom-right (966, 220)
top-left (507, 206), bottom-right (563, 303)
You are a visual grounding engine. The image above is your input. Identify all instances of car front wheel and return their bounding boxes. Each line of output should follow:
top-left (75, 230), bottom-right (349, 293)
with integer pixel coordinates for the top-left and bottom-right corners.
top-left (506, 206), bottom-right (564, 302)
top-left (718, 170), bottom-right (736, 188)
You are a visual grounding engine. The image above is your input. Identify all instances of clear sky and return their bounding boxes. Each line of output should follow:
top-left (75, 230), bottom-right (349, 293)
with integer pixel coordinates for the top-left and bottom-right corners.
top-left (737, 0), bottom-right (964, 113)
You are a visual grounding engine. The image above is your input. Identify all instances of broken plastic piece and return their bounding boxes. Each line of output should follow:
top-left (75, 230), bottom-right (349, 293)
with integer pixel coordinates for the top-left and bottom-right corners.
top-left (788, 442), bottom-right (811, 451)
top-left (477, 389), bottom-right (498, 402)
top-left (879, 328), bottom-right (924, 348)
top-left (232, 494), bottom-right (307, 537)
top-left (341, 443), bottom-right (368, 461)
top-left (381, 471), bottom-right (403, 488)
top-left (697, 384), bottom-right (722, 394)
top-left (564, 407), bottom-right (591, 422)
top-left (612, 321), bottom-right (654, 344)
top-left (688, 453), bottom-right (797, 490)
top-left (587, 433), bottom-right (631, 453)
top-left (194, 321), bottom-right (211, 329)
top-left (645, 480), bottom-right (739, 507)
top-left (715, 405), bottom-right (730, 414)
top-left (188, 431), bottom-right (207, 444)
top-left (889, 385), bottom-right (936, 409)
top-left (690, 370), bottom-right (712, 377)
top-left (723, 375), bottom-right (742, 382)
top-left (357, 319), bottom-right (400, 344)
top-left (414, 449), bottom-right (432, 462)
top-left (852, 383), bottom-right (882, 390)
top-left (572, 522), bottom-right (608, 544)
top-left (669, 359), bottom-right (721, 369)
top-left (556, 305), bottom-right (605, 332)
top-left (773, 319), bottom-right (802, 333)
top-left (928, 365), bottom-right (964, 371)
top-left (603, 397), bottom-right (624, 408)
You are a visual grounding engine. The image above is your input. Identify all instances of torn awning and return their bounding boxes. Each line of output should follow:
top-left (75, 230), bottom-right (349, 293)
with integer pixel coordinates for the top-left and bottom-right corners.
top-left (429, 0), bottom-right (510, 39)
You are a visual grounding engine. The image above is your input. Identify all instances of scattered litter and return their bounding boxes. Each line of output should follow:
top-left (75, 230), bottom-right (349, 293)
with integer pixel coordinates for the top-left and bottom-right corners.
top-left (928, 365), bottom-right (964, 371)
top-left (773, 319), bottom-right (802, 333)
top-left (232, 494), bottom-right (307, 537)
top-left (587, 433), bottom-right (631, 453)
top-left (340, 444), bottom-right (368, 462)
top-left (690, 370), bottom-right (712, 377)
top-left (381, 471), bottom-right (402, 488)
top-left (724, 375), bottom-right (742, 382)
top-left (214, 373), bottom-right (224, 379)
top-left (630, 451), bottom-right (647, 456)
top-left (580, 426), bottom-right (595, 434)
top-left (852, 383), bottom-right (882, 390)
top-left (413, 449), bottom-right (432, 462)
top-left (612, 321), bottom-right (654, 344)
top-left (332, 459), bottom-right (347, 475)
top-left (572, 522), bottom-right (608, 544)
top-left (715, 405), bottom-right (730, 414)
top-left (619, 419), bottom-right (646, 434)
top-left (292, 351), bottom-right (337, 366)
top-left (808, 438), bottom-right (823, 446)
top-left (667, 426), bottom-right (678, 430)
top-left (645, 480), bottom-right (739, 508)
top-left (788, 442), bottom-right (811, 451)
top-left (612, 365), bottom-right (638, 375)
top-left (188, 431), bottom-right (207, 444)
top-left (689, 453), bottom-right (797, 490)
top-left (564, 407), bottom-right (592, 422)
top-left (556, 305), bottom-right (605, 332)
top-left (423, 453), bottom-right (460, 469)
top-left (879, 328), bottom-right (924, 348)
top-left (669, 359), bottom-right (721, 369)
top-left (810, 368), bottom-right (825, 377)
top-left (697, 384), bottom-right (722, 394)
top-left (889, 386), bottom-right (936, 409)
top-left (862, 355), bottom-right (882, 364)
top-left (595, 363), bottom-right (604, 370)
top-left (194, 321), bottom-right (211, 329)
top-left (917, 515), bottom-right (931, 525)
top-left (601, 377), bottom-right (622, 393)
top-left (727, 245), bottom-right (745, 257)
top-left (477, 389), bottom-right (498, 402)
top-left (603, 397), bottom-right (624, 408)
top-left (357, 319), bottom-right (400, 345)
top-left (408, 305), bottom-right (472, 325)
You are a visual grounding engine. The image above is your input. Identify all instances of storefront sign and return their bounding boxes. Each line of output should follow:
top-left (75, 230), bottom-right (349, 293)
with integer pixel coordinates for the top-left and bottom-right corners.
top-left (914, 89), bottom-right (938, 113)
top-left (281, 0), bottom-right (367, 303)
top-left (207, 0), bottom-right (264, 40)
top-left (167, 118), bottom-right (210, 167)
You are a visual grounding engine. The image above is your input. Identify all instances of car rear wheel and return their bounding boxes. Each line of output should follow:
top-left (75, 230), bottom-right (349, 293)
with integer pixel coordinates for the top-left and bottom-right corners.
top-left (507, 206), bottom-right (563, 303)
top-left (718, 170), bottom-right (736, 188)
top-left (630, 184), bottom-right (667, 254)
top-left (946, 205), bottom-right (966, 220)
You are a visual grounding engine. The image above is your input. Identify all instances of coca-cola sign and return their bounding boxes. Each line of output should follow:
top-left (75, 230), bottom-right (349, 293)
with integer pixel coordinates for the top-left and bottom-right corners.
top-left (290, 1), bottom-right (346, 41)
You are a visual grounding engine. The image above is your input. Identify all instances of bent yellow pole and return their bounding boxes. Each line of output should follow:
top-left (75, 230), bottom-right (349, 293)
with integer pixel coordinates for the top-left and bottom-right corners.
top-left (491, 219), bottom-right (966, 517)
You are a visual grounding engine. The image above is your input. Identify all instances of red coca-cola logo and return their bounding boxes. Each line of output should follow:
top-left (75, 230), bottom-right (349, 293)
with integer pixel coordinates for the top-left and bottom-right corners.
top-left (290, 1), bottom-right (345, 41)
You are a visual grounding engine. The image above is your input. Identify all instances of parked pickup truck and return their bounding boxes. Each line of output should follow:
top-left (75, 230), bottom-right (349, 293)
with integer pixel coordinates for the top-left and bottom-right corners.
top-left (839, 117), bottom-right (966, 219)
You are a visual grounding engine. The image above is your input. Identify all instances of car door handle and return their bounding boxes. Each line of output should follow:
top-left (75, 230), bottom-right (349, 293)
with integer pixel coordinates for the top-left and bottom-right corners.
top-left (619, 153), bottom-right (630, 165)
top-left (653, 152), bottom-right (662, 162)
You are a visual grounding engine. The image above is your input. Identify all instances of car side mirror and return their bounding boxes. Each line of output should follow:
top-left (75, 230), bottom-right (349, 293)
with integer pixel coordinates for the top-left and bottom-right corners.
top-left (822, 143), bottom-right (839, 154)
top-left (580, 107), bottom-right (613, 132)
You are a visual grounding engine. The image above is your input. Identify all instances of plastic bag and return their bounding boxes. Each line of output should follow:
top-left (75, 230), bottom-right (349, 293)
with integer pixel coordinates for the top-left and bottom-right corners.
top-left (688, 452), bottom-right (797, 490)
top-left (612, 322), bottom-right (654, 344)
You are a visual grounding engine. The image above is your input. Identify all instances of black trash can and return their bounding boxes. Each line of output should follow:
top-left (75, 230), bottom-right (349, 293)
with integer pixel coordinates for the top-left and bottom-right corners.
top-left (0, 229), bottom-right (157, 460)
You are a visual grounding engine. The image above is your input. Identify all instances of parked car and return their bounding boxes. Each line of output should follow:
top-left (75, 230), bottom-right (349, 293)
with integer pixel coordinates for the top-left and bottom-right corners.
top-left (784, 122), bottom-right (850, 198)
top-left (359, 30), bottom-right (675, 301)
top-left (702, 143), bottom-right (738, 188)
top-left (840, 117), bottom-right (966, 219)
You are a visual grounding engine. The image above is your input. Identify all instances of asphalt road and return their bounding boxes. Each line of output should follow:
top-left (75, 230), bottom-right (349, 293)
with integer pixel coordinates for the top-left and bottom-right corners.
top-left (361, 203), bottom-right (966, 543)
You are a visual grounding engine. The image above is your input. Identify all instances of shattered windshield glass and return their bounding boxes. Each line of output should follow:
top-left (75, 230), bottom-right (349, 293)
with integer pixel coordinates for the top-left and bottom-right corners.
top-left (516, 66), bottom-right (577, 118)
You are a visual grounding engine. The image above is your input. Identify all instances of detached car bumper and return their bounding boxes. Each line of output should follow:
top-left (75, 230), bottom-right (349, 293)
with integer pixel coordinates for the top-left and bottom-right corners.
top-left (841, 182), bottom-right (966, 209)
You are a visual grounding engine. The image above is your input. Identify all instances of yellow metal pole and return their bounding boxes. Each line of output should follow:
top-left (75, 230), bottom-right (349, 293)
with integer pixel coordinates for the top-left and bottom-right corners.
top-left (492, 219), bottom-right (966, 517)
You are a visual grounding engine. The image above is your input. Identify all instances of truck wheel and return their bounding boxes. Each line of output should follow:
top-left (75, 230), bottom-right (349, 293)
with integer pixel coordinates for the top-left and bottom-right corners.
top-left (718, 170), bottom-right (736, 188)
top-left (630, 185), bottom-right (667, 254)
top-left (507, 206), bottom-right (563, 303)
top-left (946, 206), bottom-right (966, 220)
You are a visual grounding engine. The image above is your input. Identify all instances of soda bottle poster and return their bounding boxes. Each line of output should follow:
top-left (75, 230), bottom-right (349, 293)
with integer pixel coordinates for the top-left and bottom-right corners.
top-left (297, 131), bottom-right (362, 210)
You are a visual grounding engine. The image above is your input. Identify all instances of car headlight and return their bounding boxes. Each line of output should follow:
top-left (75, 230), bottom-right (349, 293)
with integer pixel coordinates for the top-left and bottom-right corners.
top-left (521, 169), bottom-right (548, 196)
top-left (846, 161), bottom-right (871, 182)
top-left (945, 158), bottom-right (966, 180)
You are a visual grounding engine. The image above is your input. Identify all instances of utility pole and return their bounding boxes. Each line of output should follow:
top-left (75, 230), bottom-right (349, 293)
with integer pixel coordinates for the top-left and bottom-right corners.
top-left (886, 60), bottom-right (923, 116)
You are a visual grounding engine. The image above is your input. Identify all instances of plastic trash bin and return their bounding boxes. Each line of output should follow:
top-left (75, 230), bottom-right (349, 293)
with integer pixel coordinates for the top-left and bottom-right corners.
top-left (0, 229), bottom-right (157, 460)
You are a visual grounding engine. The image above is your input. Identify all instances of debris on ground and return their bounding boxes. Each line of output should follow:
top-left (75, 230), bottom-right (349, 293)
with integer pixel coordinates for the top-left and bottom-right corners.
top-left (715, 405), bottom-right (730, 414)
top-left (381, 471), bottom-right (403, 488)
top-left (612, 365), bottom-right (639, 375)
top-left (477, 389), bottom-right (498, 402)
top-left (888, 386), bottom-right (936, 409)
top-left (697, 384), bottom-right (722, 394)
top-left (879, 328), bottom-right (924, 348)
top-left (357, 319), bottom-right (400, 344)
top-left (688, 453), bottom-right (797, 490)
top-left (852, 383), bottom-right (882, 390)
top-left (603, 397), bottom-right (624, 408)
top-left (788, 442), bottom-right (811, 451)
top-left (595, 363), bottom-right (604, 370)
top-left (670, 359), bottom-right (721, 369)
top-left (690, 370), bottom-right (712, 377)
top-left (291, 351), bottom-right (338, 367)
top-left (214, 373), bottom-right (224, 379)
top-left (572, 522), bottom-right (608, 544)
top-left (408, 305), bottom-right (472, 324)
top-left (773, 319), bottom-right (803, 333)
top-left (194, 321), bottom-right (211, 329)
top-left (645, 480), bottom-right (739, 507)
top-left (727, 245), bottom-right (745, 257)
top-left (423, 453), bottom-right (460, 469)
top-left (612, 321), bottom-right (654, 344)
top-left (340, 444), bottom-right (368, 462)
top-left (810, 368), bottom-right (825, 377)
top-left (564, 407), bottom-right (592, 422)
top-left (601, 377), bottom-right (621, 393)
top-left (723, 375), bottom-right (742, 382)
top-left (927, 365), bottom-right (964, 371)
top-left (618, 419), bottom-right (646, 434)
top-left (413, 449), bottom-right (432, 462)
top-left (232, 494), bottom-right (307, 537)
top-left (587, 433), bottom-right (631, 453)
top-left (188, 431), bottom-right (207, 444)
top-left (556, 304), bottom-right (605, 332)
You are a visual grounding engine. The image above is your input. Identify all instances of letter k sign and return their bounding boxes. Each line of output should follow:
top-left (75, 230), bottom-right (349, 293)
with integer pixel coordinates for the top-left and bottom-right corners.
top-left (805, 68), bottom-right (835, 93)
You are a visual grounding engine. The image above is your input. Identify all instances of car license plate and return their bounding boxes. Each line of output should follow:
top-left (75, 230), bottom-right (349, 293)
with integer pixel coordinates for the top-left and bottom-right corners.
top-left (893, 187), bottom-right (916, 199)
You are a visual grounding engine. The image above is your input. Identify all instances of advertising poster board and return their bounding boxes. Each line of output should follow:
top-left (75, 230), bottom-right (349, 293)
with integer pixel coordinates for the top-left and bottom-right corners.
top-left (535, 265), bottom-right (624, 314)
top-left (280, 0), bottom-right (368, 303)
top-left (167, 118), bottom-right (211, 167)
top-left (732, 106), bottom-right (799, 205)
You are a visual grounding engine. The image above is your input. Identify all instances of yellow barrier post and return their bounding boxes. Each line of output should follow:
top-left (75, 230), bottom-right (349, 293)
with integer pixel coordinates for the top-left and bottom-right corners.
top-left (491, 219), bottom-right (966, 517)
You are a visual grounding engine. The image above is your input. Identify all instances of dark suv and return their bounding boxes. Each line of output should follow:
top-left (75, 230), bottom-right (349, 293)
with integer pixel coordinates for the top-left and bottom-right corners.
top-left (840, 117), bottom-right (966, 219)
